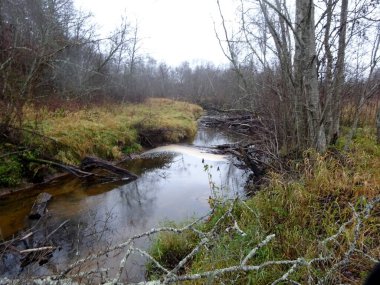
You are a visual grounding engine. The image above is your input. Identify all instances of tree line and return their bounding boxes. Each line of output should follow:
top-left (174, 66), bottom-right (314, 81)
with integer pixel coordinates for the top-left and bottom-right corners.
top-left (215, 0), bottom-right (380, 153)
top-left (0, 0), bottom-right (243, 126)
top-left (1, 0), bottom-right (379, 154)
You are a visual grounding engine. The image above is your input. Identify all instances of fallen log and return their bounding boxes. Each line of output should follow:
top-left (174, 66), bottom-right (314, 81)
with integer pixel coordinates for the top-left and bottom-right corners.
top-left (21, 155), bottom-right (138, 182)
top-left (199, 114), bottom-right (265, 135)
top-left (210, 143), bottom-right (270, 190)
top-left (29, 192), bottom-right (52, 220)
top-left (80, 156), bottom-right (138, 180)
top-left (25, 157), bottom-right (95, 178)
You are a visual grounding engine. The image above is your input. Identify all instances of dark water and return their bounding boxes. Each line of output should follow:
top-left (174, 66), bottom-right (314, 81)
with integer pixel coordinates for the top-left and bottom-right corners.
top-left (0, 126), bottom-right (248, 281)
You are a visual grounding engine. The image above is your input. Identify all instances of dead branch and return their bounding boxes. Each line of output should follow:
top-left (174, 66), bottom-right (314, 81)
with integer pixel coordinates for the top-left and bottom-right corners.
top-left (19, 246), bottom-right (56, 254)
top-left (81, 156), bottom-right (138, 179)
top-left (1, 196), bottom-right (378, 285)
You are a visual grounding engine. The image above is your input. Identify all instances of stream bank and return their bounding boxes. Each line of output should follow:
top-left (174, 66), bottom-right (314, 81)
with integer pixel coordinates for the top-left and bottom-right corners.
top-left (0, 98), bottom-right (203, 193)
top-left (146, 127), bottom-right (380, 285)
top-left (0, 122), bottom-right (250, 283)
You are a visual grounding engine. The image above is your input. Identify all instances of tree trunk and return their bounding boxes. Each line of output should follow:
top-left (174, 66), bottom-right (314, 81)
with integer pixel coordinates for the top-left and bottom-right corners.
top-left (328, 0), bottom-right (348, 144)
top-left (376, 106), bottom-right (380, 145)
top-left (294, 0), bottom-right (326, 152)
top-left (322, 0), bottom-right (334, 144)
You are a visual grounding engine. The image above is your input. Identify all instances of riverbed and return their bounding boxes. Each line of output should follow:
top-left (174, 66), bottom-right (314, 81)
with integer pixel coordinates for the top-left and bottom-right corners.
top-left (0, 125), bottom-right (248, 282)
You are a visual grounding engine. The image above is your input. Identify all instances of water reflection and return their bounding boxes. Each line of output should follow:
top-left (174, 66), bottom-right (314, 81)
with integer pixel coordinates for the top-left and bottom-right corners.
top-left (0, 127), bottom-right (248, 282)
top-left (193, 126), bottom-right (245, 147)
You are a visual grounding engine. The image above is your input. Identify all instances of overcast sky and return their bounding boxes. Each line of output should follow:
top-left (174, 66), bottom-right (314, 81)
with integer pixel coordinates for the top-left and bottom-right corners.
top-left (74, 0), bottom-right (237, 67)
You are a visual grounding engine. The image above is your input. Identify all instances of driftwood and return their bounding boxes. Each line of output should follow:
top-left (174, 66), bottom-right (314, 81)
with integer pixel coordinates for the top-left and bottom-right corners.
top-left (211, 143), bottom-right (273, 193)
top-left (20, 246), bottom-right (55, 267)
top-left (80, 156), bottom-right (138, 180)
top-left (26, 157), bottom-right (95, 178)
top-left (200, 111), bottom-right (280, 192)
top-left (214, 143), bottom-right (268, 175)
top-left (23, 155), bottom-right (138, 182)
top-left (29, 192), bottom-right (52, 220)
top-left (199, 114), bottom-right (264, 135)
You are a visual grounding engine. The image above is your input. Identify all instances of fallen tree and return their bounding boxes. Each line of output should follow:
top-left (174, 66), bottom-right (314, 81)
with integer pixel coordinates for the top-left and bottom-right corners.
top-left (22, 155), bottom-right (138, 183)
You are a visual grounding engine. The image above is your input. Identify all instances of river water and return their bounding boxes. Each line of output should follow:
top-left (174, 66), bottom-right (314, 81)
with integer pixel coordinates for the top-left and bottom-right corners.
top-left (0, 126), bottom-right (248, 282)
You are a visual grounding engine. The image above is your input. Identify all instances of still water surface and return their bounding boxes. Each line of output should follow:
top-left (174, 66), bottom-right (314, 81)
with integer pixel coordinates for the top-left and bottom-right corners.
top-left (0, 126), bottom-right (248, 281)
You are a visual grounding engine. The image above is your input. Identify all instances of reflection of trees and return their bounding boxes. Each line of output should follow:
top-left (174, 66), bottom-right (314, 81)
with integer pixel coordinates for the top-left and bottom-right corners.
top-left (193, 127), bottom-right (243, 147)
top-left (0, 153), bottom-right (177, 279)
top-left (225, 162), bottom-right (248, 196)
top-left (117, 178), bottom-right (157, 229)
top-left (172, 154), bottom-right (190, 175)
top-left (193, 127), bottom-right (226, 146)
top-left (208, 160), bottom-right (247, 199)
top-left (0, 141), bottom-right (249, 280)
top-left (121, 154), bottom-right (175, 175)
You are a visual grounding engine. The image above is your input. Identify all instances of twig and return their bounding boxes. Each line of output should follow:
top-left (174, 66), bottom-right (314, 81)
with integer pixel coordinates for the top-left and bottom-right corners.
top-left (241, 234), bottom-right (275, 265)
top-left (46, 219), bottom-right (70, 240)
top-left (20, 246), bottom-right (56, 254)
top-left (271, 260), bottom-right (302, 285)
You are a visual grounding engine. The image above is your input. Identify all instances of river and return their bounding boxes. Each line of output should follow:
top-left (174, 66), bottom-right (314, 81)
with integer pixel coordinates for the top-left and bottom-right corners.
top-left (0, 125), bottom-right (248, 282)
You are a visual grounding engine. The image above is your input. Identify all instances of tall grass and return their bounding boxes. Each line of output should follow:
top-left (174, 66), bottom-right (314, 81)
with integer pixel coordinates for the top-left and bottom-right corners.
top-left (23, 98), bottom-right (203, 164)
top-left (148, 127), bottom-right (380, 284)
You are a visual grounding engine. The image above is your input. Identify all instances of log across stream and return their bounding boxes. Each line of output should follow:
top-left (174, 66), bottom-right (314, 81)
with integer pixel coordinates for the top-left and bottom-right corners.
top-left (0, 124), bottom-right (249, 282)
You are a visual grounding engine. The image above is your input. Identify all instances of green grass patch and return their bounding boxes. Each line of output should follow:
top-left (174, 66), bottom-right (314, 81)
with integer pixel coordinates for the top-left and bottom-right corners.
top-left (147, 222), bottom-right (199, 279)
top-left (0, 156), bottom-right (22, 187)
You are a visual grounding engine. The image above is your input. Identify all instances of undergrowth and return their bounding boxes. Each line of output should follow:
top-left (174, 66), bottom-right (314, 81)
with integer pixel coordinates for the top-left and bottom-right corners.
top-left (0, 156), bottom-right (22, 187)
top-left (147, 127), bottom-right (380, 284)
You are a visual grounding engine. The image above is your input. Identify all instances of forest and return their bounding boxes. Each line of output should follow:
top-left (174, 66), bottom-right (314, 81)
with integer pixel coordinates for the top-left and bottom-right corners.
top-left (0, 0), bottom-right (380, 284)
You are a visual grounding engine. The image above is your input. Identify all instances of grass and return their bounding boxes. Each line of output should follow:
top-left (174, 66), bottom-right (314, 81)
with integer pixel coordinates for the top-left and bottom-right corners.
top-left (0, 156), bottom-right (22, 187)
top-left (23, 98), bottom-right (203, 164)
top-left (0, 98), bottom-right (203, 187)
top-left (147, 127), bottom-right (380, 284)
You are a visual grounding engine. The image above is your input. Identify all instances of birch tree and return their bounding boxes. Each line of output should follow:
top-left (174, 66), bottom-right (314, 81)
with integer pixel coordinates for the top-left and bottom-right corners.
top-left (293, 0), bottom-right (326, 151)
top-left (216, 0), bottom-right (379, 153)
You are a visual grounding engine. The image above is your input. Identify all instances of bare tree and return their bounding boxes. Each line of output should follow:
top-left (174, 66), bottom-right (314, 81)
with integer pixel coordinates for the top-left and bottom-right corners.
top-left (215, 0), bottom-right (380, 154)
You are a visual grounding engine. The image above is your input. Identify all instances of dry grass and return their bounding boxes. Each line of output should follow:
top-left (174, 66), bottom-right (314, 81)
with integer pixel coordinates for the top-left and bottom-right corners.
top-left (148, 127), bottom-right (380, 284)
top-left (23, 98), bottom-right (203, 164)
top-left (341, 100), bottom-right (379, 127)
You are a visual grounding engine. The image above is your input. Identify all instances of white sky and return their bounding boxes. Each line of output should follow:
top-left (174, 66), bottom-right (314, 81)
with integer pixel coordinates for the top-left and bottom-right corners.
top-left (74, 0), bottom-right (237, 67)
